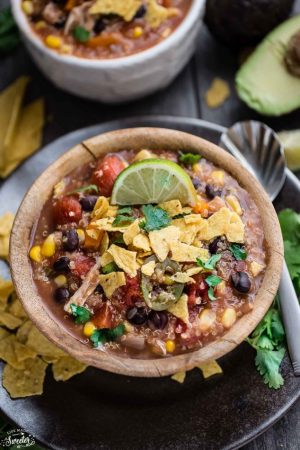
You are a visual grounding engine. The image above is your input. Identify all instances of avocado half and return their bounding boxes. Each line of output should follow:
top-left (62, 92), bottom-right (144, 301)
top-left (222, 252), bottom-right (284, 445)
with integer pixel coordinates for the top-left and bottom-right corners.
top-left (236, 15), bottom-right (300, 116)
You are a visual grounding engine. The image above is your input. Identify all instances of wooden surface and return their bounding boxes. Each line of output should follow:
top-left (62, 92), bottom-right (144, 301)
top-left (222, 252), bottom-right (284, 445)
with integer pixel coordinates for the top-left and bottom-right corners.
top-left (1, 0), bottom-right (300, 447)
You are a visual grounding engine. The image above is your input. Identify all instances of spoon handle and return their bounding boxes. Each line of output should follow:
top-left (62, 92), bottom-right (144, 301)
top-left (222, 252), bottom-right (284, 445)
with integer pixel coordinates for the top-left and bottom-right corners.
top-left (279, 261), bottom-right (300, 376)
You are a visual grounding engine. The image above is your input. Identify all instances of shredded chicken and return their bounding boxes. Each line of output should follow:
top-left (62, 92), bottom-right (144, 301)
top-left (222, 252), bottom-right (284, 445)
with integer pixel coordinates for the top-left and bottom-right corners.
top-left (42, 2), bottom-right (67, 25)
top-left (64, 1), bottom-right (95, 35)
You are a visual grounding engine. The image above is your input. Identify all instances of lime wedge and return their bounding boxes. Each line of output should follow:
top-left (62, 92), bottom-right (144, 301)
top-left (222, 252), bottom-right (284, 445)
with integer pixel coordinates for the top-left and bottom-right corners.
top-left (111, 159), bottom-right (197, 206)
top-left (278, 130), bottom-right (300, 171)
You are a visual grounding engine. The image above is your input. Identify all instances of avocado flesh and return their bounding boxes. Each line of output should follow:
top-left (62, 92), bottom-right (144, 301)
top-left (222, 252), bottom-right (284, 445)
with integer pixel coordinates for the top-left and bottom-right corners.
top-left (236, 15), bottom-right (300, 116)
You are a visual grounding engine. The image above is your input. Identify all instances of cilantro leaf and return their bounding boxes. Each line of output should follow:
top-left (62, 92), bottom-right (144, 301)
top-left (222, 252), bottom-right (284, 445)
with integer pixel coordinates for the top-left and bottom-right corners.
top-left (102, 261), bottom-right (119, 274)
top-left (208, 286), bottom-right (216, 301)
top-left (70, 304), bottom-right (91, 324)
top-left (255, 347), bottom-right (285, 389)
top-left (179, 152), bottom-right (201, 166)
top-left (112, 215), bottom-right (135, 226)
top-left (255, 335), bottom-right (274, 350)
top-left (278, 209), bottom-right (300, 243)
top-left (140, 205), bottom-right (171, 232)
top-left (73, 26), bottom-right (90, 43)
top-left (90, 324), bottom-right (125, 347)
top-left (205, 275), bottom-right (222, 287)
top-left (196, 254), bottom-right (221, 270)
top-left (67, 184), bottom-right (99, 195)
top-left (229, 244), bottom-right (247, 261)
top-left (117, 207), bottom-right (133, 215)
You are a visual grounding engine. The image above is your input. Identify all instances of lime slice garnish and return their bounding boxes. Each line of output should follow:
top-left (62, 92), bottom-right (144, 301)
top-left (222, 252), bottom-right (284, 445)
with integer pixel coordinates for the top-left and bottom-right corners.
top-left (111, 159), bottom-right (197, 206)
top-left (278, 130), bottom-right (300, 171)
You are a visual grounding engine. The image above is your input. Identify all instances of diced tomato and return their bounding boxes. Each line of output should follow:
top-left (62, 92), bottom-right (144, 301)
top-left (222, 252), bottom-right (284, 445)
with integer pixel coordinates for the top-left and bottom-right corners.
top-left (53, 196), bottom-right (82, 225)
top-left (123, 274), bottom-right (142, 306)
top-left (92, 304), bottom-right (113, 329)
top-left (92, 154), bottom-right (125, 196)
top-left (187, 275), bottom-right (208, 306)
top-left (71, 254), bottom-right (95, 278)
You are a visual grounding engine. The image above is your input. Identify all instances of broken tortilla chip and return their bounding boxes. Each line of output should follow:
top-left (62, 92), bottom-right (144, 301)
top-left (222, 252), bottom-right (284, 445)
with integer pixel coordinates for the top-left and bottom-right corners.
top-left (0, 327), bottom-right (10, 341)
top-left (158, 199), bottom-right (182, 217)
top-left (145, 0), bottom-right (178, 29)
top-left (26, 325), bottom-right (66, 358)
top-left (141, 260), bottom-right (156, 277)
top-left (92, 196), bottom-right (109, 219)
top-left (98, 271), bottom-right (126, 298)
top-left (16, 320), bottom-right (33, 344)
top-left (132, 233), bottom-right (151, 252)
top-left (0, 277), bottom-right (14, 311)
top-left (205, 78), bottom-right (230, 109)
top-left (2, 357), bottom-right (47, 398)
top-left (197, 360), bottom-right (223, 378)
top-left (52, 356), bottom-right (87, 381)
top-left (100, 251), bottom-right (114, 267)
top-left (108, 244), bottom-right (138, 277)
top-left (89, 0), bottom-right (142, 21)
top-left (172, 218), bottom-right (199, 245)
top-left (149, 226), bottom-right (180, 261)
top-left (123, 220), bottom-right (140, 245)
top-left (171, 371), bottom-right (186, 383)
top-left (167, 294), bottom-right (189, 324)
top-left (8, 296), bottom-right (27, 319)
top-left (170, 242), bottom-right (209, 262)
top-left (226, 212), bottom-right (245, 243)
top-left (0, 311), bottom-right (23, 330)
top-left (0, 212), bottom-right (14, 236)
top-left (170, 272), bottom-right (195, 284)
top-left (0, 335), bottom-right (26, 369)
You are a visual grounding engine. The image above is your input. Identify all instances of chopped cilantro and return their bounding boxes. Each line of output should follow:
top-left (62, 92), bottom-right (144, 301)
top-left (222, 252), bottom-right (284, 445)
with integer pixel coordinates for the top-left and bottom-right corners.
top-left (229, 244), bottom-right (247, 261)
top-left (140, 204), bottom-right (171, 232)
top-left (196, 254), bottom-right (221, 270)
top-left (113, 206), bottom-right (135, 227)
top-left (205, 275), bottom-right (222, 301)
top-left (90, 324), bottom-right (125, 347)
top-left (67, 184), bottom-right (98, 195)
top-left (118, 207), bottom-right (133, 215)
top-left (111, 233), bottom-right (125, 245)
top-left (208, 287), bottom-right (216, 301)
top-left (73, 26), bottom-right (90, 43)
top-left (70, 304), bottom-right (91, 324)
top-left (179, 152), bottom-right (201, 166)
top-left (102, 261), bottom-right (119, 274)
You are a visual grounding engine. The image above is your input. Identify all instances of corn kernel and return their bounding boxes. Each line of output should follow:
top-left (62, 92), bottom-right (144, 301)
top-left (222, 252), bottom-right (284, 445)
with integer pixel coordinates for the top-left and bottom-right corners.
top-left (22, 1), bottom-right (34, 15)
top-left (45, 35), bottom-right (62, 49)
top-left (77, 229), bottom-right (85, 243)
top-left (250, 261), bottom-right (265, 277)
top-left (226, 195), bottom-right (242, 215)
top-left (41, 234), bottom-right (56, 257)
top-left (29, 245), bottom-right (42, 263)
top-left (199, 309), bottom-right (216, 332)
top-left (60, 44), bottom-right (72, 54)
top-left (83, 321), bottom-right (96, 337)
top-left (210, 170), bottom-right (224, 186)
top-left (54, 275), bottom-right (67, 287)
top-left (132, 26), bottom-right (143, 39)
top-left (221, 308), bottom-right (237, 329)
top-left (133, 149), bottom-right (154, 162)
top-left (35, 20), bottom-right (46, 30)
top-left (166, 340), bottom-right (176, 353)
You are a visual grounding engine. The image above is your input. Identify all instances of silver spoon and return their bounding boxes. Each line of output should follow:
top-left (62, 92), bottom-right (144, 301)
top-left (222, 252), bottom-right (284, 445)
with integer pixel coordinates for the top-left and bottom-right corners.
top-left (220, 120), bottom-right (300, 376)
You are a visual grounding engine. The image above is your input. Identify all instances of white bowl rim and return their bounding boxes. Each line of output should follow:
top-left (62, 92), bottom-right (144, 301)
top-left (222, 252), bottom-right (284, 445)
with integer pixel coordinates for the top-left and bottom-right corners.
top-left (12, 0), bottom-right (205, 67)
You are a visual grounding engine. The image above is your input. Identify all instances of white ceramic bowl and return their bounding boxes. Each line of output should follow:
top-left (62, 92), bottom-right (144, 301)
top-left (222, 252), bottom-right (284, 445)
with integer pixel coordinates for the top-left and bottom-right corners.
top-left (12, 0), bottom-right (205, 103)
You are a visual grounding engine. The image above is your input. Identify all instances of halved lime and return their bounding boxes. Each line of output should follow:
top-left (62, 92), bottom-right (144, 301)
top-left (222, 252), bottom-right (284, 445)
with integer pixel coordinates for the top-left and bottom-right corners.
top-left (278, 130), bottom-right (300, 171)
top-left (111, 159), bottom-right (197, 206)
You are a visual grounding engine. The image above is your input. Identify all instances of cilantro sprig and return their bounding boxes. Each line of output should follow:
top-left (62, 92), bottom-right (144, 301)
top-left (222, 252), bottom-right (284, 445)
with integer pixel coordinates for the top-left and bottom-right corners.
top-left (230, 244), bottom-right (247, 261)
top-left (140, 204), bottom-right (171, 232)
top-left (73, 26), bottom-right (90, 43)
top-left (0, 7), bottom-right (20, 55)
top-left (197, 254), bottom-right (221, 270)
top-left (179, 152), bottom-right (201, 166)
top-left (113, 206), bottom-right (135, 227)
top-left (102, 261), bottom-right (119, 274)
top-left (90, 324), bottom-right (125, 347)
top-left (205, 274), bottom-right (222, 301)
top-left (70, 304), bottom-right (91, 324)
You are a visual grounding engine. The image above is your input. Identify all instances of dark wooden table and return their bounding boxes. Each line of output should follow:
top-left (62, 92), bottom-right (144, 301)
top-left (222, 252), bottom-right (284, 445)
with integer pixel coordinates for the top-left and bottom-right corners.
top-left (1, 0), bottom-right (300, 448)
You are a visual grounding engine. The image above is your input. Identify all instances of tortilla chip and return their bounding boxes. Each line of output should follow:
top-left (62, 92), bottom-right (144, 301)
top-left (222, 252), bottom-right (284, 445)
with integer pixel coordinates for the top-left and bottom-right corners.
top-left (149, 226), bottom-right (180, 261)
top-left (26, 325), bottom-right (66, 358)
top-left (0, 212), bottom-right (14, 236)
top-left (197, 207), bottom-right (231, 241)
top-left (226, 212), bottom-right (245, 243)
top-left (132, 233), bottom-right (151, 252)
top-left (52, 356), bottom-right (87, 381)
top-left (104, 205), bottom-right (118, 218)
top-left (0, 327), bottom-right (10, 341)
top-left (0, 235), bottom-right (10, 259)
top-left (141, 260), bottom-right (156, 277)
top-left (89, 0), bottom-right (142, 21)
top-left (145, 0), bottom-right (178, 28)
top-left (16, 320), bottom-right (33, 344)
top-left (197, 360), bottom-right (223, 378)
top-left (0, 311), bottom-right (23, 330)
top-left (205, 78), bottom-right (230, 109)
top-left (170, 272), bottom-right (195, 284)
top-left (184, 214), bottom-right (205, 225)
top-left (92, 196), bottom-right (109, 219)
top-left (2, 357), bottom-right (47, 398)
top-left (185, 267), bottom-right (203, 277)
top-left (172, 218), bottom-right (199, 245)
top-left (100, 251), bottom-right (114, 267)
top-left (99, 231), bottom-right (109, 255)
top-left (8, 297), bottom-right (27, 319)
top-left (171, 371), bottom-right (186, 384)
top-left (0, 335), bottom-right (25, 369)
top-left (108, 244), bottom-right (138, 277)
top-left (14, 340), bottom-right (37, 362)
top-left (170, 242), bottom-right (209, 262)
top-left (42, 356), bottom-right (59, 364)
top-left (158, 200), bottom-right (182, 217)
top-left (91, 217), bottom-right (130, 232)
top-left (98, 271), bottom-right (126, 298)
top-left (250, 261), bottom-right (265, 277)
top-left (0, 277), bottom-right (14, 311)
top-left (123, 220), bottom-right (140, 245)
top-left (167, 294), bottom-right (189, 324)
top-left (85, 226), bottom-right (104, 249)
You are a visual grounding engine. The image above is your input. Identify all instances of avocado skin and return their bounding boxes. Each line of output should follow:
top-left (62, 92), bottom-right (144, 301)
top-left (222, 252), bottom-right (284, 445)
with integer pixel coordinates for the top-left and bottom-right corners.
top-left (236, 15), bottom-right (300, 116)
top-left (205, 0), bottom-right (295, 48)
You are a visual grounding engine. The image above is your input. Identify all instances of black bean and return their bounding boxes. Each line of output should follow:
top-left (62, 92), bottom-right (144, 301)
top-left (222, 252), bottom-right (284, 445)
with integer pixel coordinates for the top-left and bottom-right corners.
top-left (148, 311), bottom-right (168, 330)
top-left (126, 307), bottom-right (148, 325)
top-left (79, 195), bottom-right (98, 212)
top-left (93, 19), bottom-right (106, 35)
top-left (205, 184), bottom-right (222, 199)
top-left (134, 4), bottom-right (147, 18)
top-left (192, 178), bottom-right (201, 189)
top-left (54, 287), bottom-right (70, 303)
top-left (231, 272), bottom-right (251, 294)
top-left (53, 256), bottom-right (70, 273)
top-left (209, 237), bottom-right (221, 254)
top-left (95, 284), bottom-right (104, 295)
top-left (62, 229), bottom-right (79, 251)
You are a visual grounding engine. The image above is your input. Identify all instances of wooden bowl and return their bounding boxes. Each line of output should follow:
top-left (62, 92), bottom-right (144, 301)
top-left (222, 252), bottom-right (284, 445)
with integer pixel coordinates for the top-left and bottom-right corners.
top-left (10, 128), bottom-right (284, 377)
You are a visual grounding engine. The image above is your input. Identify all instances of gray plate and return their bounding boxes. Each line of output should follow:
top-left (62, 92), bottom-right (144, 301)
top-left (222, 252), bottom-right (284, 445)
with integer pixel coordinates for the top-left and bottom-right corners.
top-left (0, 116), bottom-right (299, 450)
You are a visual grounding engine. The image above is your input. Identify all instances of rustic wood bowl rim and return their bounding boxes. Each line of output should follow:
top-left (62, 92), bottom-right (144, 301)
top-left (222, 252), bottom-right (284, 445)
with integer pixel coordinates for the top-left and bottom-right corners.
top-left (10, 127), bottom-right (284, 377)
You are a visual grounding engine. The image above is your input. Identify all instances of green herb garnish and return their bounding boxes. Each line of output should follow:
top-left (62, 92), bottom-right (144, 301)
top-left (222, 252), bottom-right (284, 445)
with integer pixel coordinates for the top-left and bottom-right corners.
top-left (0, 8), bottom-right (20, 55)
top-left (73, 26), bottom-right (90, 43)
top-left (70, 304), bottom-right (91, 324)
top-left (67, 184), bottom-right (98, 196)
top-left (205, 274), bottom-right (222, 301)
top-left (196, 254), bottom-right (221, 270)
top-left (179, 152), bottom-right (201, 166)
top-left (229, 244), bottom-right (247, 261)
top-left (140, 205), bottom-right (171, 232)
top-left (113, 206), bottom-right (134, 227)
top-left (102, 261), bottom-right (119, 274)
top-left (90, 324), bottom-right (125, 347)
